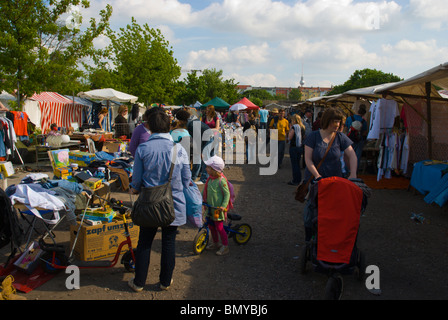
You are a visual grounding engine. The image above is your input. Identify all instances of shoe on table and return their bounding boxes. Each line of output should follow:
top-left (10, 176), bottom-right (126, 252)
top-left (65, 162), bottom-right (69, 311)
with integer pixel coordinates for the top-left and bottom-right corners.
top-left (128, 278), bottom-right (143, 292)
top-left (216, 245), bottom-right (229, 256)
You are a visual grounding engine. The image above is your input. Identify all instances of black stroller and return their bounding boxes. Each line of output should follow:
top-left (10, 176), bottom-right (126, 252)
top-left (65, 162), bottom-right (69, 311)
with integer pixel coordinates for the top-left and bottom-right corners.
top-left (299, 176), bottom-right (370, 300)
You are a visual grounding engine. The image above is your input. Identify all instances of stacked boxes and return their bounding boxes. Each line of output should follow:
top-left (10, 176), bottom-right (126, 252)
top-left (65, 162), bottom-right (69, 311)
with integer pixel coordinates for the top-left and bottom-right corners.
top-left (54, 166), bottom-right (72, 179)
top-left (83, 206), bottom-right (116, 222)
top-left (69, 151), bottom-right (95, 167)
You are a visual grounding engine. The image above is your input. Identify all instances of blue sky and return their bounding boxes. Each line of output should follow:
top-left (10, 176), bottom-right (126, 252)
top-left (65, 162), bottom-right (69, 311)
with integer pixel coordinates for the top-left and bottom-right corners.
top-left (81, 0), bottom-right (448, 88)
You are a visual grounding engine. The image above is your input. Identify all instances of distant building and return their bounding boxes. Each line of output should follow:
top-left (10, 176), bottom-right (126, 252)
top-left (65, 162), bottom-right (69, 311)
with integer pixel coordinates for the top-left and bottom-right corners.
top-left (236, 85), bottom-right (332, 101)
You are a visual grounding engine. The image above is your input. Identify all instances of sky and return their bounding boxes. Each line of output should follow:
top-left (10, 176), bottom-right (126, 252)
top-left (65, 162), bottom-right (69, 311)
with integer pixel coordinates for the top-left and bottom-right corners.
top-left (78, 0), bottom-right (448, 89)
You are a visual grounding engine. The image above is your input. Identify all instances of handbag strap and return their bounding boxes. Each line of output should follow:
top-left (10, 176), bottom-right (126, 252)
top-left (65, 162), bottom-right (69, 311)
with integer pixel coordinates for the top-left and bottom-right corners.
top-left (305, 132), bottom-right (337, 184)
top-left (168, 143), bottom-right (177, 182)
top-left (316, 131), bottom-right (336, 171)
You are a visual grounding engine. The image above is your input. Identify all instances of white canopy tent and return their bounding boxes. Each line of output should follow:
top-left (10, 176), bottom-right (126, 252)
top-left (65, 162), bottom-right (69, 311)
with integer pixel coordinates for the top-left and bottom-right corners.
top-left (78, 88), bottom-right (138, 103)
top-left (78, 88), bottom-right (138, 132)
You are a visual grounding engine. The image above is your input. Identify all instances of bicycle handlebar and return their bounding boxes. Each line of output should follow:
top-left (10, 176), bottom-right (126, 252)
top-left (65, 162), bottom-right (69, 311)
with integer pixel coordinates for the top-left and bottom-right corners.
top-left (202, 202), bottom-right (227, 212)
top-left (110, 198), bottom-right (132, 215)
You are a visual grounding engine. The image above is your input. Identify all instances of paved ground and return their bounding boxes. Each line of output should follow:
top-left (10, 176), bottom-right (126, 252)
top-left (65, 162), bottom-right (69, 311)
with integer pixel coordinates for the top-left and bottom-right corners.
top-left (1, 154), bottom-right (447, 306)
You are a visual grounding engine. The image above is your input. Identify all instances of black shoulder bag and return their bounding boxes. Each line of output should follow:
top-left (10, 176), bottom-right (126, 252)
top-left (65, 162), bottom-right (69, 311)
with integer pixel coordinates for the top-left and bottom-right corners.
top-left (131, 144), bottom-right (177, 227)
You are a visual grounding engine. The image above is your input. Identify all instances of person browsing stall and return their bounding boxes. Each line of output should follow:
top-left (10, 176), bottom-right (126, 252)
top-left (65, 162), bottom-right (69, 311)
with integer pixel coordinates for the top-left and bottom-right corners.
top-left (97, 107), bottom-right (108, 131)
top-left (287, 114), bottom-right (306, 185)
top-left (129, 108), bottom-right (153, 157)
top-left (269, 108), bottom-right (290, 168)
top-left (128, 110), bottom-right (191, 292)
top-left (114, 105), bottom-right (130, 139)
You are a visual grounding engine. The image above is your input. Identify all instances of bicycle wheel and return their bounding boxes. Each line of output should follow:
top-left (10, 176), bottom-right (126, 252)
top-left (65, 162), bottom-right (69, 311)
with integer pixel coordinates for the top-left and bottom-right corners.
top-left (232, 224), bottom-right (252, 245)
top-left (298, 243), bottom-right (310, 274)
top-left (193, 229), bottom-right (208, 255)
top-left (40, 251), bottom-right (68, 274)
top-left (121, 249), bottom-right (136, 272)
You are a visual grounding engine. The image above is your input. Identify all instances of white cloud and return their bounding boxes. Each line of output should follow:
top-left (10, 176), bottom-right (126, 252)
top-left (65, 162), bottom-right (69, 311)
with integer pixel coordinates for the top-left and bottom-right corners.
top-left (280, 37), bottom-right (380, 70)
top-left (111, 0), bottom-right (195, 25)
top-left (409, 0), bottom-right (448, 29)
top-left (229, 73), bottom-right (279, 87)
top-left (195, 0), bottom-right (402, 40)
top-left (184, 42), bottom-right (270, 71)
top-left (381, 39), bottom-right (448, 72)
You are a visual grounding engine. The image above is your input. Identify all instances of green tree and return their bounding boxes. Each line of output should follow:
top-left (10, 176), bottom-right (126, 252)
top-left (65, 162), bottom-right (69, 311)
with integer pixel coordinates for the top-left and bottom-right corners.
top-left (327, 68), bottom-right (402, 96)
top-left (288, 88), bottom-right (302, 101)
top-left (243, 89), bottom-right (274, 101)
top-left (89, 17), bottom-right (181, 104)
top-left (174, 68), bottom-right (239, 106)
top-left (0, 0), bottom-right (112, 103)
top-left (174, 70), bottom-right (206, 106)
top-left (201, 68), bottom-right (239, 104)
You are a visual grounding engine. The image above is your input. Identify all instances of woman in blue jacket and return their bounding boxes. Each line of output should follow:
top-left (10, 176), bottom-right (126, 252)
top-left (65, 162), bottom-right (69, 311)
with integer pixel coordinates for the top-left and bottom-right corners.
top-left (128, 110), bottom-right (191, 292)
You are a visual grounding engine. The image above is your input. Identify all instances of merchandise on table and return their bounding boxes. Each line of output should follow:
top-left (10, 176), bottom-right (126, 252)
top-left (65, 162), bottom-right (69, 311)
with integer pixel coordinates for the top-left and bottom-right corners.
top-left (69, 151), bottom-right (95, 167)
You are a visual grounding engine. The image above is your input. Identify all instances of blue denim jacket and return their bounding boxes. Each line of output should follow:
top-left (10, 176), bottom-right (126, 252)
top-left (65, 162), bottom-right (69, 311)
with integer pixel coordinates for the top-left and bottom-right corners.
top-left (131, 133), bottom-right (191, 226)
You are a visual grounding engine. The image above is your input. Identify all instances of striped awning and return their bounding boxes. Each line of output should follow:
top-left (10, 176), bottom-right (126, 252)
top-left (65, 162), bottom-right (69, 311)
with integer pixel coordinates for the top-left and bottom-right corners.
top-left (31, 92), bottom-right (85, 134)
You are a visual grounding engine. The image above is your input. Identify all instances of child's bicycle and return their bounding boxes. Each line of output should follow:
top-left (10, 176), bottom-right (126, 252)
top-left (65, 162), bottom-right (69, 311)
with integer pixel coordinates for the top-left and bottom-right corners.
top-left (193, 203), bottom-right (252, 255)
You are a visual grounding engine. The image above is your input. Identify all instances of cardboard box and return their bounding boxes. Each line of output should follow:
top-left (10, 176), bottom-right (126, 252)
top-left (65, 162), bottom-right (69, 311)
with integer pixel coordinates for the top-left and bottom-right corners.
top-left (0, 161), bottom-right (15, 177)
top-left (69, 151), bottom-right (95, 167)
top-left (54, 166), bottom-right (72, 179)
top-left (102, 141), bottom-right (121, 153)
top-left (84, 177), bottom-right (102, 190)
top-left (70, 219), bottom-right (139, 261)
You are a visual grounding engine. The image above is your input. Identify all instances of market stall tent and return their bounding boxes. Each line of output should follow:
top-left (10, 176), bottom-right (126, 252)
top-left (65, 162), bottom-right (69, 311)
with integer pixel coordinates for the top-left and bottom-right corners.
top-left (78, 88), bottom-right (138, 132)
top-left (30, 92), bottom-right (88, 134)
top-left (201, 97), bottom-right (230, 111)
top-left (78, 88), bottom-right (138, 103)
top-left (235, 97), bottom-right (259, 111)
top-left (375, 62), bottom-right (448, 160)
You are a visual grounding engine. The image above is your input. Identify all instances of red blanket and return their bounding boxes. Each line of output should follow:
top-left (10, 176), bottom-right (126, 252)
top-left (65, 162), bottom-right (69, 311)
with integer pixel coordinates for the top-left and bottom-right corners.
top-left (317, 177), bottom-right (363, 264)
top-left (0, 256), bottom-right (55, 293)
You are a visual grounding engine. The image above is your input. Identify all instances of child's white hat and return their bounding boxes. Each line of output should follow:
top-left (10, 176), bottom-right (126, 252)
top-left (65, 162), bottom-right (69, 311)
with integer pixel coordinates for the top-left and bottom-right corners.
top-left (204, 155), bottom-right (225, 172)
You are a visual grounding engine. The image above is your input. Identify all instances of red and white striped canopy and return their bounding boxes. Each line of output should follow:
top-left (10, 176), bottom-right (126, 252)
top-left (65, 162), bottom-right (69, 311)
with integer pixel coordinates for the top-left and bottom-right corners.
top-left (31, 92), bottom-right (85, 134)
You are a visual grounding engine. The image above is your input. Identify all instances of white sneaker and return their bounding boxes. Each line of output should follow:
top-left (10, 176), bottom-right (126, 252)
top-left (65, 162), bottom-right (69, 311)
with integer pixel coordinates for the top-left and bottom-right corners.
top-left (128, 278), bottom-right (143, 292)
top-left (216, 245), bottom-right (229, 256)
top-left (160, 279), bottom-right (173, 291)
top-left (195, 181), bottom-right (204, 185)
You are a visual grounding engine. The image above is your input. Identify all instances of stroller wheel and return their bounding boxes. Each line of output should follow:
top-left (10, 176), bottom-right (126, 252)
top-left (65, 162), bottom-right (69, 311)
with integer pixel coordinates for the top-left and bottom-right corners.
top-left (324, 274), bottom-right (343, 300)
top-left (354, 250), bottom-right (366, 281)
top-left (298, 243), bottom-right (310, 274)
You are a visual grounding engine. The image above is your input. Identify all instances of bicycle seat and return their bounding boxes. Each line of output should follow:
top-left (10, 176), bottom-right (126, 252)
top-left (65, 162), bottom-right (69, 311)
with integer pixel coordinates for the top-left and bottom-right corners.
top-left (227, 213), bottom-right (241, 221)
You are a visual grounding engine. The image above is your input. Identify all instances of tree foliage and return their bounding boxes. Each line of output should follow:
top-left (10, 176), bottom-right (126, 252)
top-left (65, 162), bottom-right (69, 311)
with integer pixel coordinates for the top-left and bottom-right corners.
top-left (175, 68), bottom-right (239, 106)
top-left (0, 0), bottom-right (112, 101)
top-left (327, 68), bottom-right (402, 96)
top-left (88, 17), bottom-right (181, 105)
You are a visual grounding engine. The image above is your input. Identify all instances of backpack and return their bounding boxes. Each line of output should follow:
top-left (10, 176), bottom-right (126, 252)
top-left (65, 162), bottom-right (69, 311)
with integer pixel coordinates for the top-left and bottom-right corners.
top-left (203, 174), bottom-right (235, 211)
top-left (347, 116), bottom-right (364, 143)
